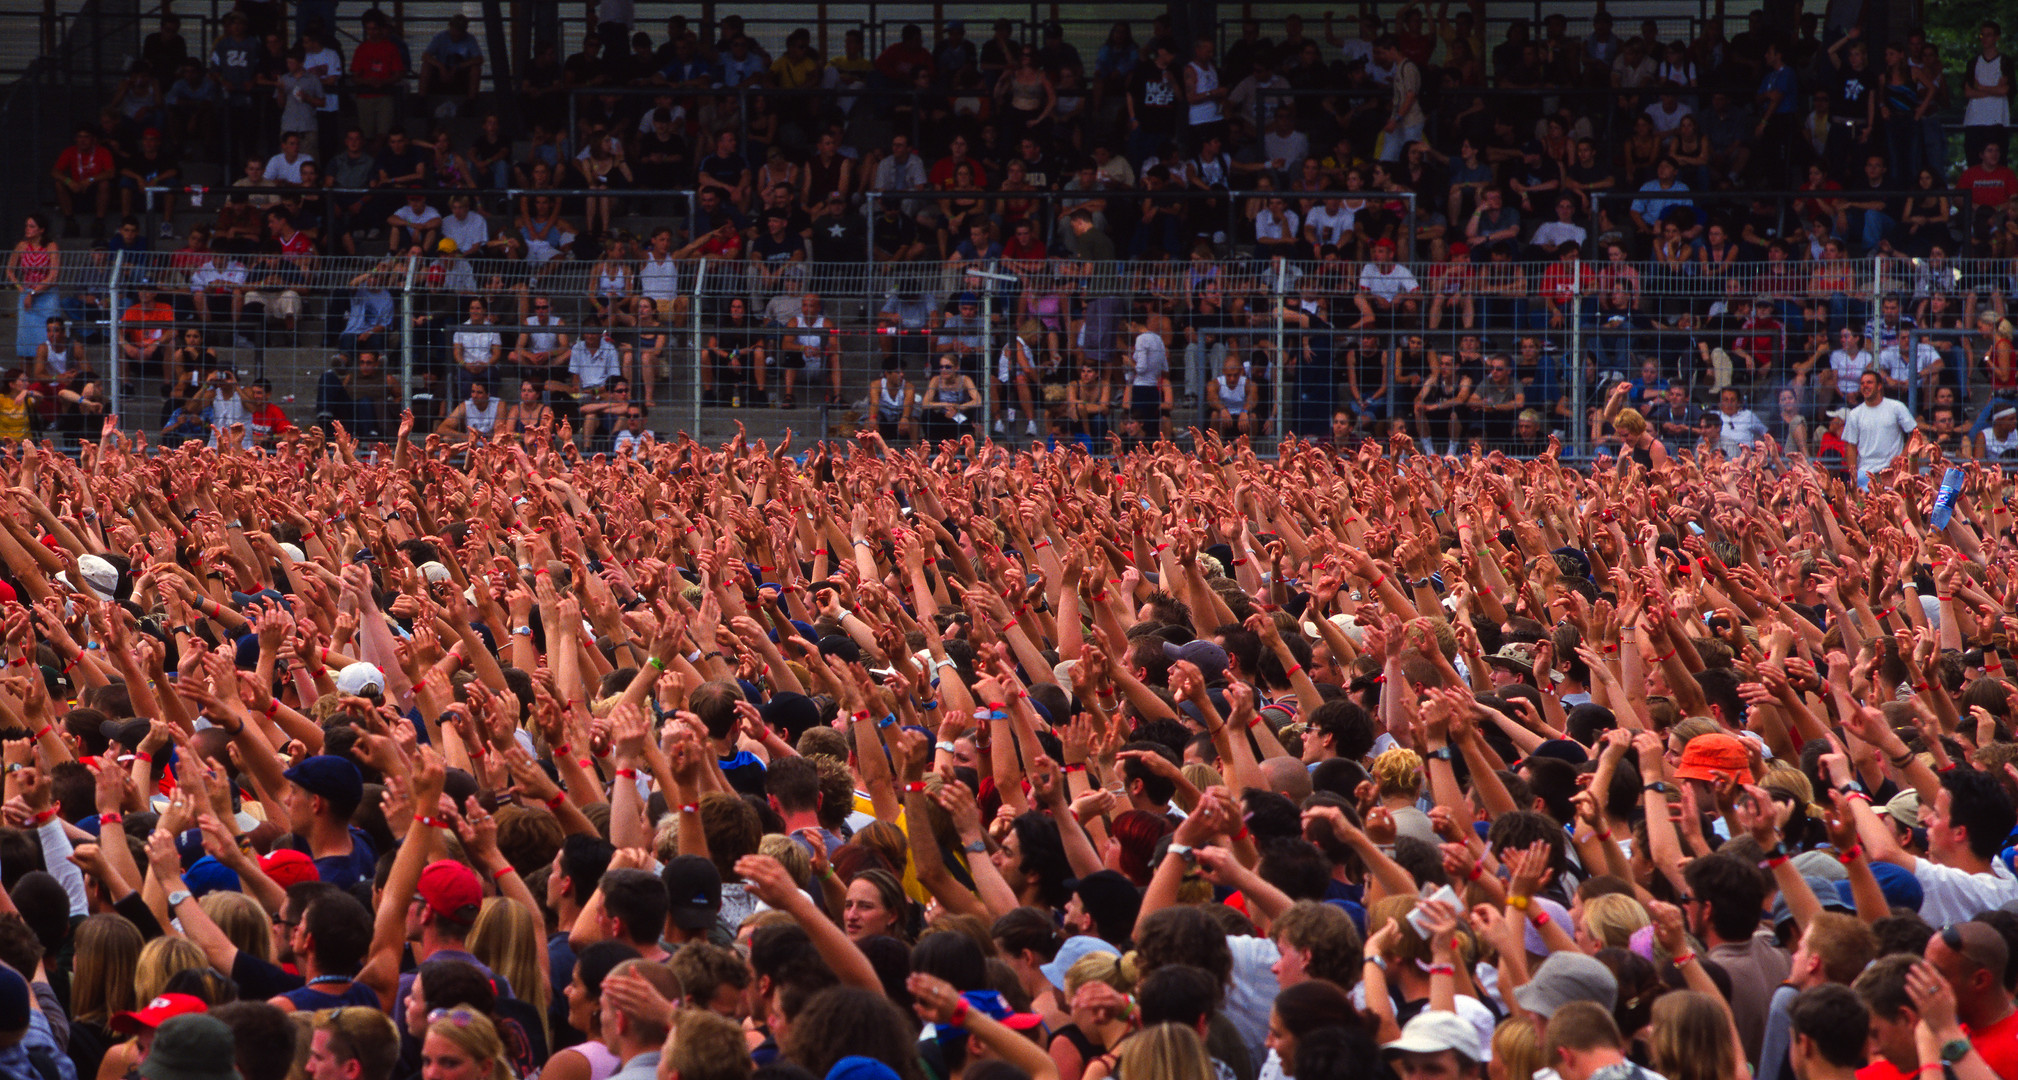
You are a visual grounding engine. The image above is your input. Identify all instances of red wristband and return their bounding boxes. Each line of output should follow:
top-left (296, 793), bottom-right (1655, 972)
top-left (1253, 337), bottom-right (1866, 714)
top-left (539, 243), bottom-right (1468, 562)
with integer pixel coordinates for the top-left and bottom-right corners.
top-left (614, 768), bottom-right (637, 780)
top-left (544, 791), bottom-right (568, 811)
top-left (98, 812), bottom-right (123, 825)
top-left (492, 865), bottom-right (516, 881)
top-left (32, 725), bottom-right (50, 740)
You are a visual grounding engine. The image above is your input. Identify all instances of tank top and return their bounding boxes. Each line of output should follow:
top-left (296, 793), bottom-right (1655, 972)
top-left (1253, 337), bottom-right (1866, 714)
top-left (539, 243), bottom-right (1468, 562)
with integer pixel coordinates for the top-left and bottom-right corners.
top-left (639, 253), bottom-right (679, 301)
top-left (464, 397), bottom-right (499, 435)
top-left (525, 315), bottom-right (563, 354)
top-left (1985, 425), bottom-right (2018, 461)
top-left (0, 394), bottom-right (27, 440)
top-left (792, 315), bottom-right (827, 352)
top-left (997, 337), bottom-right (1032, 382)
top-left (569, 1040), bottom-right (623, 1080)
top-left (934, 379), bottom-right (966, 405)
top-left (16, 245), bottom-right (52, 286)
top-left (1214, 374), bottom-right (1249, 415)
top-left (1186, 61), bottom-right (1221, 124)
top-left (280, 981), bottom-right (382, 1012)
top-left (597, 264), bottom-right (629, 297)
top-left (806, 155), bottom-right (847, 203)
top-left (1010, 71), bottom-right (1046, 111)
top-left (876, 381), bottom-right (908, 422)
top-left (41, 341), bottom-right (71, 376)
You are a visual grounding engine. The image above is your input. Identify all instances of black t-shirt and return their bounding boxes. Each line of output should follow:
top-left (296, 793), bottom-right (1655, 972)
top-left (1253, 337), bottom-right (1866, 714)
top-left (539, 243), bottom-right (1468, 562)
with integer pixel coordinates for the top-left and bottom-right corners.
top-left (1520, 159), bottom-right (1563, 192)
top-left (696, 151), bottom-right (748, 187)
top-left (1566, 160), bottom-right (1618, 195)
top-left (374, 146), bottom-right (430, 185)
top-left (1129, 65), bottom-right (1182, 135)
top-left (752, 231), bottom-right (803, 264)
top-left (634, 130), bottom-right (689, 181)
top-left (809, 211), bottom-right (867, 262)
top-left (713, 318), bottom-right (760, 353)
top-left (562, 51), bottom-right (603, 86)
top-left (120, 146), bottom-right (180, 181)
top-left (1831, 64), bottom-right (1875, 119)
top-left (872, 212), bottom-right (918, 254)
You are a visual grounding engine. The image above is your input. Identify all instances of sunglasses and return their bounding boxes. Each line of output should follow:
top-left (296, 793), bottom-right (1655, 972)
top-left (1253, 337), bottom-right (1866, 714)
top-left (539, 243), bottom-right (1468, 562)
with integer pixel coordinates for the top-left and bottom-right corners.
top-left (428, 1007), bottom-right (483, 1027)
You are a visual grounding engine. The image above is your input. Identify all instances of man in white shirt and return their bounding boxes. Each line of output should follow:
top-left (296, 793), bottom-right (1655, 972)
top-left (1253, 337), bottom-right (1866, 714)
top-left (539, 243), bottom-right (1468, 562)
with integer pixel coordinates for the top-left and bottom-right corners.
top-left (1125, 320), bottom-right (1170, 443)
top-left (451, 297), bottom-right (501, 401)
top-left (1303, 196), bottom-right (1352, 253)
top-left (1838, 371), bottom-right (1917, 485)
top-left (264, 132), bottom-right (313, 185)
top-left (1354, 241), bottom-right (1420, 328)
top-left (1713, 387), bottom-right (1768, 455)
top-left (439, 196), bottom-right (491, 255)
top-left (1830, 741), bottom-right (2018, 925)
top-left (567, 326), bottom-right (630, 398)
top-left (1529, 196), bottom-right (1588, 253)
top-left (611, 406), bottom-right (654, 454)
top-left (1825, 328), bottom-right (1873, 405)
top-left (387, 193), bottom-right (442, 253)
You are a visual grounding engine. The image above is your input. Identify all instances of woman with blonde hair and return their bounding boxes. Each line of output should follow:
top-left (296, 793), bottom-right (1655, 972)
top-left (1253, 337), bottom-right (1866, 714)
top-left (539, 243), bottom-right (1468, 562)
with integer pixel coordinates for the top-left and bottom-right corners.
top-left (1577, 894), bottom-right (1651, 952)
top-left (466, 897), bottom-right (551, 1045)
top-left (68, 913), bottom-right (143, 1080)
top-left (1050, 951), bottom-right (1139, 1080)
top-left (421, 1007), bottom-right (517, 1080)
top-left (201, 891), bottom-right (274, 965)
top-left (135, 937), bottom-right (209, 1002)
top-left (1490, 1017), bottom-right (1544, 1080)
top-left (1369, 748), bottom-right (1436, 844)
top-left (1092, 1023), bottom-right (1217, 1080)
top-left (1604, 403), bottom-right (1669, 470)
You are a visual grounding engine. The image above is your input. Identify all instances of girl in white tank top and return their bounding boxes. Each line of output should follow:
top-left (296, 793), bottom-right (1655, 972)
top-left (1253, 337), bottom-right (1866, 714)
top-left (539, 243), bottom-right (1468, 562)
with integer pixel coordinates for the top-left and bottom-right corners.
top-left (1187, 61), bottom-right (1221, 125)
top-left (464, 396), bottom-right (499, 435)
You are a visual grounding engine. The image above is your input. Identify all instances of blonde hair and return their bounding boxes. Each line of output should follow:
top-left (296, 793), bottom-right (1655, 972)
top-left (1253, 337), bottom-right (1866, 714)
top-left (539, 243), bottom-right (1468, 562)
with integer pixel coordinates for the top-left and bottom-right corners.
top-left (1366, 896), bottom-right (1432, 967)
top-left (1177, 765), bottom-right (1222, 812)
top-left (424, 1010), bottom-right (515, 1080)
top-left (70, 913), bottom-right (143, 1025)
top-left (1371, 747), bottom-right (1424, 799)
top-left (201, 891), bottom-right (274, 964)
top-left (468, 897), bottom-right (551, 1046)
top-left (1649, 992), bottom-right (1736, 1080)
top-left (1117, 1023), bottom-right (1217, 1080)
top-left (1581, 894), bottom-right (1651, 950)
top-left (1063, 951), bottom-right (1139, 998)
top-left (135, 937), bottom-right (208, 1002)
top-left (1492, 1017), bottom-right (1544, 1080)
top-left (1613, 408), bottom-right (1647, 436)
top-left (758, 834), bottom-right (812, 888)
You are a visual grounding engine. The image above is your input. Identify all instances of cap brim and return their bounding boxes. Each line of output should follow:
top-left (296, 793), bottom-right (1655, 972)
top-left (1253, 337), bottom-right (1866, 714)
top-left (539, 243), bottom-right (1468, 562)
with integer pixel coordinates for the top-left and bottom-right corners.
top-left (668, 905), bottom-right (718, 931)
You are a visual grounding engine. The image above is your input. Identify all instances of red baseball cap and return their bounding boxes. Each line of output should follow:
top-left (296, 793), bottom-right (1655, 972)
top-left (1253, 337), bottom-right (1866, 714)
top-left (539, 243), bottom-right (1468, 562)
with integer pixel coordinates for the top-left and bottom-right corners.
top-left (260, 849), bottom-right (318, 889)
top-left (113, 993), bottom-right (207, 1033)
top-left (1673, 732), bottom-right (1755, 784)
top-left (418, 860), bottom-right (483, 926)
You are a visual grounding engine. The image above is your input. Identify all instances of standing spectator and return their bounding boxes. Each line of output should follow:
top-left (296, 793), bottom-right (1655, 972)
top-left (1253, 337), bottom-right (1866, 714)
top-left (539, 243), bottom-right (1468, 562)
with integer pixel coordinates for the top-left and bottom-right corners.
top-left (874, 25), bottom-right (934, 86)
top-left (351, 12), bottom-right (407, 149)
top-left (1837, 370), bottom-right (1917, 485)
top-left (1376, 34), bottom-right (1424, 162)
top-left (210, 12), bottom-right (260, 161)
top-left (1181, 37), bottom-right (1225, 146)
top-left (1963, 21), bottom-right (2013, 166)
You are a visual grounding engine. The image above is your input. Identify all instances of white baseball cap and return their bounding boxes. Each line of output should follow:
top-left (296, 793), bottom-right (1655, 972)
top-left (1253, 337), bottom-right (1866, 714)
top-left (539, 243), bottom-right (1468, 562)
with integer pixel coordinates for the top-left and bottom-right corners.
top-left (334, 662), bottom-right (385, 696)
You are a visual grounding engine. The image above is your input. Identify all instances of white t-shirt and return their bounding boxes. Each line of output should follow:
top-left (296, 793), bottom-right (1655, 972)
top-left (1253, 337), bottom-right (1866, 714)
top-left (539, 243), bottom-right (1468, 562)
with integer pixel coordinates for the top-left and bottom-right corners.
top-left (393, 203), bottom-right (443, 230)
top-left (1531, 221), bottom-right (1587, 249)
top-left (304, 47), bottom-right (343, 110)
top-left (1877, 343), bottom-right (1942, 382)
top-left (1829, 349), bottom-right (1874, 398)
top-left (264, 152), bottom-right (313, 184)
top-left (1911, 856), bottom-right (2018, 926)
top-left (440, 210), bottom-right (490, 253)
top-left (1841, 397), bottom-right (1917, 475)
top-left (1359, 262), bottom-right (1419, 301)
top-left (1305, 205), bottom-right (1352, 246)
top-left (1254, 207), bottom-right (1299, 242)
top-left (1130, 332), bottom-right (1168, 386)
top-left (1965, 54), bottom-right (2013, 126)
top-left (453, 323), bottom-right (501, 367)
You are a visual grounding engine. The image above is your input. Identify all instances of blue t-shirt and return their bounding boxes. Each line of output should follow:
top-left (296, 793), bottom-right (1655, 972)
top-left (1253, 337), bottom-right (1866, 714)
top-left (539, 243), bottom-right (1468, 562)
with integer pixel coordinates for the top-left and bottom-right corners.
top-left (1760, 66), bottom-right (1799, 115)
top-left (312, 827), bottom-right (379, 888)
top-left (282, 981), bottom-right (383, 1012)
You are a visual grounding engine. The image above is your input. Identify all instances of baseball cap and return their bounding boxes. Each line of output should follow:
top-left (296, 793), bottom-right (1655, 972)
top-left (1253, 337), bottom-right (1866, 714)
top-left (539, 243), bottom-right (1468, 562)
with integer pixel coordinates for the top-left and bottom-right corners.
top-left (1160, 640), bottom-right (1228, 682)
top-left (60, 553), bottom-right (119, 600)
top-left (334, 661), bottom-right (385, 696)
top-left (1040, 935), bottom-right (1120, 991)
top-left (260, 848), bottom-right (318, 889)
top-left (1672, 732), bottom-right (1754, 783)
top-left (825, 1059), bottom-right (902, 1080)
top-left (1384, 1010), bottom-right (1485, 1063)
top-left (1512, 952), bottom-right (1618, 1018)
top-left (101, 716), bottom-right (154, 750)
top-left (184, 855), bottom-right (240, 896)
top-left (662, 855), bottom-right (723, 931)
top-left (283, 755), bottom-right (364, 809)
top-left (418, 560), bottom-right (453, 583)
top-left (417, 860), bottom-right (483, 926)
top-left (0, 967), bottom-right (26, 1035)
top-left (113, 993), bottom-right (209, 1034)
top-left (436, 238), bottom-right (458, 255)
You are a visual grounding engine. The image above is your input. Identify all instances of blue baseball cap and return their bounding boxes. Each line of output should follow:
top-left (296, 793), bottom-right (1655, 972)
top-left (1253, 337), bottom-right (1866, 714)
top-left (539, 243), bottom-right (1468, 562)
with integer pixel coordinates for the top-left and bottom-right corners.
top-left (283, 755), bottom-right (364, 809)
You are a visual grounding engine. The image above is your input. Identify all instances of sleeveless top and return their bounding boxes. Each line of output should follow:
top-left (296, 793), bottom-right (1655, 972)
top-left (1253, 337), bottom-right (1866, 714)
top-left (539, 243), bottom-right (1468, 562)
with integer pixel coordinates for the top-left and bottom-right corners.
top-left (568, 1040), bottom-right (623, 1080)
top-left (791, 315), bottom-right (827, 353)
top-left (639, 253), bottom-right (679, 300)
top-left (464, 397), bottom-right (499, 435)
top-left (1985, 425), bottom-right (2018, 461)
top-left (16, 245), bottom-right (52, 287)
top-left (806, 155), bottom-right (848, 203)
top-left (1187, 61), bottom-right (1221, 124)
top-left (280, 981), bottom-right (382, 1012)
top-left (597, 264), bottom-right (629, 298)
top-left (876, 381), bottom-right (908, 422)
top-left (525, 315), bottom-right (564, 354)
top-left (41, 341), bottom-right (72, 376)
top-left (0, 394), bottom-right (28, 440)
top-left (1215, 374), bottom-right (1249, 415)
top-left (934, 379), bottom-right (966, 405)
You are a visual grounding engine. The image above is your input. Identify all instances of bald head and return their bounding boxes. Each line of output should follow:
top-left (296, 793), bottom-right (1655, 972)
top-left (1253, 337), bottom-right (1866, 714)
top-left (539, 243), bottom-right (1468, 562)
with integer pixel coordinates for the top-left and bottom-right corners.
top-left (1260, 755), bottom-right (1313, 802)
top-left (1927, 922), bottom-right (2010, 1025)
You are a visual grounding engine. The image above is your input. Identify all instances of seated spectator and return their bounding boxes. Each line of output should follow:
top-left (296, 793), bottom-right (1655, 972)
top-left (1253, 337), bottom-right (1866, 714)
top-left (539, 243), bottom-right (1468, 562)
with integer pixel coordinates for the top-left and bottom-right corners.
top-left (421, 15), bottom-right (484, 99)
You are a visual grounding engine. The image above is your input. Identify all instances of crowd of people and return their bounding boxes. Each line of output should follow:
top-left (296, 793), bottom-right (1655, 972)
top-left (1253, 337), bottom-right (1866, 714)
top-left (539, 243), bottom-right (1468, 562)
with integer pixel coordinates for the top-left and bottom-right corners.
top-left (8, 1), bottom-right (2018, 454)
top-left (0, 403), bottom-right (2004, 1080)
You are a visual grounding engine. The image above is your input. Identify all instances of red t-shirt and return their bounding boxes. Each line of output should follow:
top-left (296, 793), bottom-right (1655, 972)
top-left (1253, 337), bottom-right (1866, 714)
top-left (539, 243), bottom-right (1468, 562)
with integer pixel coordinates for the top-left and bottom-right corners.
top-left (247, 403), bottom-right (293, 443)
top-left (351, 39), bottom-right (404, 93)
top-left (1966, 1008), bottom-right (2018, 1079)
top-left (1855, 1059), bottom-right (1910, 1080)
top-left (1957, 164), bottom-right (2018, 208)
top-left (57, 146), bottom-right (114, 184)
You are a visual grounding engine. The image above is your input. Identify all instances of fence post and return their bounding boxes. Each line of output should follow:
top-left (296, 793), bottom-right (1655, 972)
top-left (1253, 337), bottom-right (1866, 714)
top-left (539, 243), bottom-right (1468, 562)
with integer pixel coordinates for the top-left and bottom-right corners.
top-left (692, 258), bottom-right (708, 441)
top-left (1571, 257), bottom-right (1585, 455)
top-left (399, 254), bottom-right (419, 414)
top-left (1273, 256), bottom-right (1287, 456)
top-left (108, 249), bottom-right (125, 423)
top-left (981, 259), bottom-right (994, 440)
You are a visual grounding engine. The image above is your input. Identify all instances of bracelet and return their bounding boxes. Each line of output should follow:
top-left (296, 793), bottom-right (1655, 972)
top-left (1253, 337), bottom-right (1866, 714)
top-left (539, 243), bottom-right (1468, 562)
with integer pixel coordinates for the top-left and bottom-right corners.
top-left (414, 814), bottom-right (449, 830)
top-left (1593, 829), bottom-right (1612, 842)
top-left (1653, 649), bottom-right (1676, 662)
top-left (1889, 749), bottom-right (1917, 768)
top-left (1531, 910), bottom-right (1552, 928)
top-left (1835, 844), bottom-right (1862, 864)
top-left (1062, 762), bottom-right (1086, 773)
top-left (544, 791), bottom-right (568, 811)
top-left (948, 997), bottom-right (969, 1027)
top-left (553, 743), bottom-right (572, 757)
top-left (615, 768), bottom-right (637, 780)
top-left (492, 865), bottom-right (516, 881)
top-left (1284, 664), bottom-right (1302, 678)
top-left (1231, 825), bottom-right (1251, 841)
top-left (1427, 964), bottom-right (1456, 977)
top-left (1506, 893), bottom-right (1531, 911)
top-left (31, 725), bottom-right (50, 740)
top-left (98, 811), bottom-right (123, 825)
top-left (1467, 860), bottom-right (1484, 882)
top-left (134, 752), bottom-right (152, 764)
top-left (1369, 573), bottom-right (1386, 588)
top-left (1671, 951), bottom-right (1697, 966)
top-left (1000, 619), bottom-right (1019, 632)
top-left (903, 781), bottom-right (927, 793)
top-left (1760, 853), bottom-right (1791, 869)
top-left (32, 808), bottom-right (56, 827)
top-left (819, 866), bottom-right (839, 881)
top-left (876, 715), bottom-right (897, 729)
top-left (679, 803), bottom-right (699, 814)
top-left (647, 657), bottom-right (665, 670)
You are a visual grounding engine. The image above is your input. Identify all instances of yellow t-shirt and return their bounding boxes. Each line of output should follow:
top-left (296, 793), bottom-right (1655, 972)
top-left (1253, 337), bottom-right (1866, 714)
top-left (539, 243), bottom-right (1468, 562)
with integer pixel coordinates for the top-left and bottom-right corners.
top-left (852, 790), bottom-right (968, 905)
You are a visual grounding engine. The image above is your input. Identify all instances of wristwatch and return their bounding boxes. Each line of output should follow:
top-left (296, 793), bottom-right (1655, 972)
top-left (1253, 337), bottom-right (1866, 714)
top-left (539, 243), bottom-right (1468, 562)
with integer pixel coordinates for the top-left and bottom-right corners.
top-left (1425, 746), bottom-right (1454, 762)
top-left (1939, 1038), bottom-right (1972, 1064)
top-left (1167, 842), bottom-right (1198, 866)
top-left (167, 889), bottom-right (193, 908)
top-left (1642, 781), bottom-right (1673, 794)
top-left (962, 839), bottom-right (986, 854)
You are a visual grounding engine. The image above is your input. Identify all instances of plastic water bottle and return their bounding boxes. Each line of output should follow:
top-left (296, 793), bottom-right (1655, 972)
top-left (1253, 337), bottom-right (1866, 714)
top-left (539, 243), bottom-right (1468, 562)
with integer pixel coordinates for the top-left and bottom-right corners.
top-left (1930, 466), bottom-right (1965, 530)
